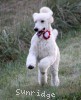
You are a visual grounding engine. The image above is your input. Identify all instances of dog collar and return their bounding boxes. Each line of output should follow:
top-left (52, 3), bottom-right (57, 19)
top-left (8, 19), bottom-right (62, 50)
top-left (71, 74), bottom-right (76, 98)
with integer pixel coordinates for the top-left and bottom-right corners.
top-left (37, 30), bottom-right (50, 40)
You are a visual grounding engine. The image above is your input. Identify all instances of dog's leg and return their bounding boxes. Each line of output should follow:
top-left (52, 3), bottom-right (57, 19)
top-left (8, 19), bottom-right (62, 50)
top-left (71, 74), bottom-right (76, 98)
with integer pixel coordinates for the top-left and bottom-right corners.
top-left (38, 56), bottom-right (54, 85)
top-left (50, 58), bottom-right (60, 87)
top-left (26, 35), bottom-right (37, 69)
top-left (38, 56), bottom-right (54, 73)
top-left (38, 69), bottom-right (47, 86)
top-left (26, 53), bottom-right (37, 69)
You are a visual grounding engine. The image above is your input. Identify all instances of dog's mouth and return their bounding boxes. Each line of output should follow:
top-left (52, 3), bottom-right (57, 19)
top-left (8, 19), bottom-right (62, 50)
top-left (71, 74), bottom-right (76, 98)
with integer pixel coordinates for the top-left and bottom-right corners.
top-left (38, 28), bottom-right (45, 33)
top-left (37, 28), bottom-right (45, 37)
top-left (37, 28), bottom-right (51, 39)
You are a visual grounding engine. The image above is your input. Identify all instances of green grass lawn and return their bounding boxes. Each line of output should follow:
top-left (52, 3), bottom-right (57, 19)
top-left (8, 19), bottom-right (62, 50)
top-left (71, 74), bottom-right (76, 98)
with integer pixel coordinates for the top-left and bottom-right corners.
top-left (0, 30), bottom-right (81, 100)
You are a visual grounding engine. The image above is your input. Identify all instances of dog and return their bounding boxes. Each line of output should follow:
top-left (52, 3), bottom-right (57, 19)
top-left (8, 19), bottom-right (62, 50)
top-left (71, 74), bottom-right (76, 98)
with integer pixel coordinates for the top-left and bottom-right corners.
top-left (26, 7), bottom-right (60, 86)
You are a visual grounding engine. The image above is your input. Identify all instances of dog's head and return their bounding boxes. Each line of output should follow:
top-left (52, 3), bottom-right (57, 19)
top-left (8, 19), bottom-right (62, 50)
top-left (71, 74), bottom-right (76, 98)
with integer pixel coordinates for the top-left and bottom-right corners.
top-left (33, 7), bottom-right (54, 33)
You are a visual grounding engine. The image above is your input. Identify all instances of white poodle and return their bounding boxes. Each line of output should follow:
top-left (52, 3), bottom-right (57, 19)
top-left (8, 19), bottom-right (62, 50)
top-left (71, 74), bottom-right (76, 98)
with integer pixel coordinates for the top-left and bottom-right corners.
top-left (26, 7), bottom-right (60, 86)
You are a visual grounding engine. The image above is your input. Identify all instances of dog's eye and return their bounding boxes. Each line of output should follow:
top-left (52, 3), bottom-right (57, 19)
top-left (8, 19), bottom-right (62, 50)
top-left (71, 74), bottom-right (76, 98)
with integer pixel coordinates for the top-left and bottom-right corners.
top-left (41, 20), bottom-right (44, 23)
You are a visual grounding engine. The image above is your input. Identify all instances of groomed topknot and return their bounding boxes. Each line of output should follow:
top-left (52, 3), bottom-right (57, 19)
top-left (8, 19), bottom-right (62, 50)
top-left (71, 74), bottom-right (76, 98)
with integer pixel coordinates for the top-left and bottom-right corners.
top-left (40, 7), bottom-right (53, 15)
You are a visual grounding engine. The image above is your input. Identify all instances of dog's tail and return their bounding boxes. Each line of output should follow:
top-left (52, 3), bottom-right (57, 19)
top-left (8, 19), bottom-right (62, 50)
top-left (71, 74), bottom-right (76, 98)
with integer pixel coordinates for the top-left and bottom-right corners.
top-left (52, 29), bottom-right (58, 40)
top-left (40, 7), bottom-right (53, 15)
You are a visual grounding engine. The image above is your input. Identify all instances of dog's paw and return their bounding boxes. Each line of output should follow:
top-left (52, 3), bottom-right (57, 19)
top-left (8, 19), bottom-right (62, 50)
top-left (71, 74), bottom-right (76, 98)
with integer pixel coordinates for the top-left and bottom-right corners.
top-left (54, 78), bottom-right (60, 87)
top-left (51, 77), bottom-right (60, 87)
top-left (28, 65), bottom-right (34, 69)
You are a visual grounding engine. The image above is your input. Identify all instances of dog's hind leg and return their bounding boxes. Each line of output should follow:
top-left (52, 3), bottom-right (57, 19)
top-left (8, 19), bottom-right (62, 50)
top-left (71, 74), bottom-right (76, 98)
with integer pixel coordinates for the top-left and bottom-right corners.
top-left (50, 59), bottom-right (60, 87)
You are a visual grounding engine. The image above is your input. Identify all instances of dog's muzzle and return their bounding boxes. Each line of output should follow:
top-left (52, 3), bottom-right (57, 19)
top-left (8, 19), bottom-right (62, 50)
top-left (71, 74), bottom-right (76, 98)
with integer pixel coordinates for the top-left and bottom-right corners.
top-left (34, 28), bottom-right (38, 32)
top-left (36, 29), bottom-right (51, 40)
top-left (34, 27), bottom-right (45, 32)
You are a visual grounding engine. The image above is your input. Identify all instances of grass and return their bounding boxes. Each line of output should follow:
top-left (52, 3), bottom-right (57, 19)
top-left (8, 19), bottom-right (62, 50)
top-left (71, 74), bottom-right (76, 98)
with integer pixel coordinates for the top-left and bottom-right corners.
top-left (0, 0), bottom-right (81, 99)
top-left (0, 0), bottom-right (45, 30)
top-left (0, 0), bottom-right (45, 62)
top-left (47, 0), bottom-right (81, 33)
top-left (0, 30), bottom-right (81, 100)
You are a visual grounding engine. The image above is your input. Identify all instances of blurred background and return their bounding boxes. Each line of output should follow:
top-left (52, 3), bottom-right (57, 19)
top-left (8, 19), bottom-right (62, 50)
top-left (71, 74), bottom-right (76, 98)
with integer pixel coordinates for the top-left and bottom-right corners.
top-left (0, 0), bottom-right (81, 62)
top-left (0, 0), bottom-right (81, 100)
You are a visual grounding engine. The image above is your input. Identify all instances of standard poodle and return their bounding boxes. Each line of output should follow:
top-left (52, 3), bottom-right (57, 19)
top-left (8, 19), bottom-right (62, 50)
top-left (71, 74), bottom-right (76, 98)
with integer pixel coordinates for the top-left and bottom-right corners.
top-left (26, 7), bottom-right (60, 86)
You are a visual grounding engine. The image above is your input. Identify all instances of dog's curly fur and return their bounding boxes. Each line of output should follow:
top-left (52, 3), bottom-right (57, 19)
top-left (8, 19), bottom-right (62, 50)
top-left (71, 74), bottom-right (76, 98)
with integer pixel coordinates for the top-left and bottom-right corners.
top-left (26, 7), bottom-right (60, 86)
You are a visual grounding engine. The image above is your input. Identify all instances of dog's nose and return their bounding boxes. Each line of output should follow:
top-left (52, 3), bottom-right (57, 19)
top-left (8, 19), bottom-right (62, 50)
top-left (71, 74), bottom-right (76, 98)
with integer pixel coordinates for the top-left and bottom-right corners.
top-left (34, 28), bottom-right (38, 32)
top-left (28, 65), bottom-right (34, 69)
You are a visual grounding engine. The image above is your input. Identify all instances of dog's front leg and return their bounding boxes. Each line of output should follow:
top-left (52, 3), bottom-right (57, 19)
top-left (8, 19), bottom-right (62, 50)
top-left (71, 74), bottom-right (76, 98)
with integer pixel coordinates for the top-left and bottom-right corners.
top-left (38, 56), bottom-right (54, 73)
top-left (38, 69), bottom-right (47, 86)
top-left (26, 35), bottom-right (37, 69)
top-left (38, 56), bottom-right (54, 85)
top-left (26, 53), bottom-right (37, 69)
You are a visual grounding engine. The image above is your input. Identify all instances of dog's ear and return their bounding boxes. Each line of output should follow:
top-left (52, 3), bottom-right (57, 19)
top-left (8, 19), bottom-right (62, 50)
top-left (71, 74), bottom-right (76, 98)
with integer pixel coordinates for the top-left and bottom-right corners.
top-left (49, 16), bottom-right (54, 23)
top-left (32, 13), bottom-right (38, 22)
top-left (47, 14), bottom-right (54, 24)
